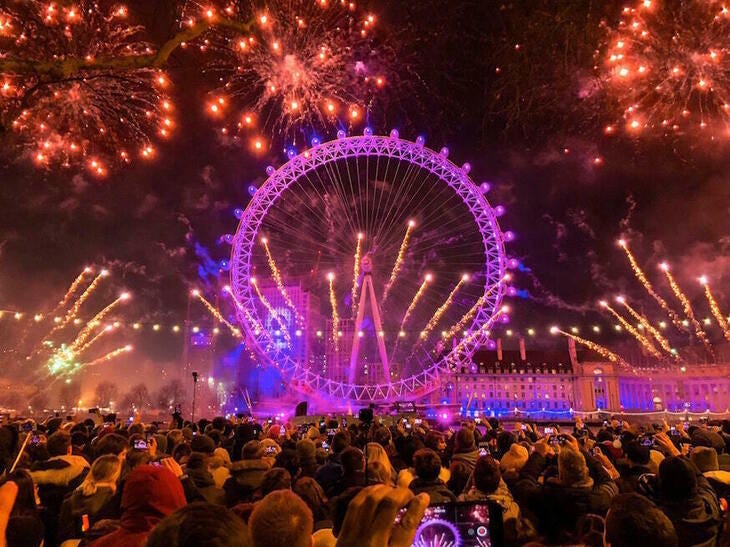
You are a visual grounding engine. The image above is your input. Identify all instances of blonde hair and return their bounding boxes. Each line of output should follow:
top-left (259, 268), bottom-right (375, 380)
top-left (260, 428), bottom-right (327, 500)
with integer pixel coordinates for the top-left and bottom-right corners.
top-left (365, 442), bottom-right (394, 484)
top-left (79, 454), bottom-right (121, 496)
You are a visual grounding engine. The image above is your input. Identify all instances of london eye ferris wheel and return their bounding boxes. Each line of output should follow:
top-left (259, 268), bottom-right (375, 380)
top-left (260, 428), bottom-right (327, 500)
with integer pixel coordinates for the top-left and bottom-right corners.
top-left (230, 129), bottom-right (512, 403)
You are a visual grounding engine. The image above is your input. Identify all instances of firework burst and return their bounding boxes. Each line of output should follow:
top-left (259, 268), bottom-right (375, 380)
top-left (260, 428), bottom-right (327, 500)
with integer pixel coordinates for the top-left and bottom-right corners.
top-left (700, 276), bottom-right (730, 341)
top-left (0, 1), bottom-right (173, 174)
top-left (604, 0), bottom-right (730, 137)
top-left (552, 327), bottom-right (629, 367)
top-left (191, 0), bottom-right (389, 137)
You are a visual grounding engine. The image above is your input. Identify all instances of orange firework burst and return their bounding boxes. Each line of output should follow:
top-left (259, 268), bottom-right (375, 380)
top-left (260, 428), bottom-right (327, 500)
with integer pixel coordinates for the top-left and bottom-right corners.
top-left (615, 295), bottom-right (675, 356)
top-left (604, 0), bottom-right (730, 137)
top-left (261, 238), bottom-right (303, 325)
top-left (420, 274), bottom-right (469, 342)
top-left (600, 300), bottom-right (663, 359)
top-left (382, 221), bottom-right (415, 307)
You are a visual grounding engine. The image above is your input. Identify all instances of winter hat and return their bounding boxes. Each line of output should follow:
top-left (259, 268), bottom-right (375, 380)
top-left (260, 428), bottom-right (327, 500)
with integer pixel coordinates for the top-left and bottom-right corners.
top-left (242, 440), bottom-right (264, 459)
top-left (558, 448), bottom-right (590, 487)
top-left (297, 439), bottom-right (316, 461)
top-left (648, 449), bottom-right (665, 473)
top-left (691, 446), bottom-right (719, 473)
top-left (190, 434), bottom-right (216, 455)
top-left (260, 438), bottom-right (281, 456)
top-left (499, 443), bottom-right (529, 472)
top-left (306, 427), bottom-right (320, 441)
top-left (119, 465), bottom-right (186, 533)
top-left (659, 456), bottom-right (698, 502)
top-left (213, 447), bottom-right (231, 466)
top-left (692, 428), bottom-right (725, 453)
top-left (454, 428), bottom-right (476, 453)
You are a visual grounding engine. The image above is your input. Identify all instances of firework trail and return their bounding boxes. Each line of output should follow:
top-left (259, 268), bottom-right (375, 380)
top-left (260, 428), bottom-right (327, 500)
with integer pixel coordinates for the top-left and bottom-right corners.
top-left (618, 240), bottom-right (685, 331)
top-left (328, 272), bottom-right (339, 351)
top-left (615, 295), bottom-right (675, 356)
top-left (262, 238), bottom-right (303, 325)
top-left (50, 267), bottom-right (92, 316)
top-left (600, 300), bottom-right (663, 359)
top-left (700, 276), bottom-right (730, 341)
top-left (55, 269), bottom-right (110, 330)
top-left (81, 345), bottom-right (133, 370)
top-left (75, 325), bottom-right (114, 355)
top-left (552, 327), bottom-right (629, 367)
top-left (382, 221), bottom-right (415, 307)
top-left (223, 285), bottom-right (265, 336)
top-left (351, 234), bottom-right (363, 318)
top-left (661, 263), bottom-right (714, 355)
top-left (70, 292), bottom-right (130, 351)
top-left (399, 274), bottom-right (432, 331)
top-left (192, 289), bottom-right (242, 338)
top-left (419, 274), bottom-right (469, 342)
top-left (251, 278), bottom-right (291, 346)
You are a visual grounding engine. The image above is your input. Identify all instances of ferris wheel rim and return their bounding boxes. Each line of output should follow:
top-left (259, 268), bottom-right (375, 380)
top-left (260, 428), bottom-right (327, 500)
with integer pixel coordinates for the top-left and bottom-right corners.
top-left (230, 133), bottom-right (507, 402)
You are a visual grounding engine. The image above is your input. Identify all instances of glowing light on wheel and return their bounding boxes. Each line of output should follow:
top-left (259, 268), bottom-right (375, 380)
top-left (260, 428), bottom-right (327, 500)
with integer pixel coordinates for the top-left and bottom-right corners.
top-left (230, 133), bottom-right (508, 402)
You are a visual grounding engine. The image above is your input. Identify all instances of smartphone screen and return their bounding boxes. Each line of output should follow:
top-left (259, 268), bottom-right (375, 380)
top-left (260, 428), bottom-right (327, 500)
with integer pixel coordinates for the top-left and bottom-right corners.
top-left (544, 427), bottom-right (554, 435)
top-left (396, 502), bottom-right (497, 546)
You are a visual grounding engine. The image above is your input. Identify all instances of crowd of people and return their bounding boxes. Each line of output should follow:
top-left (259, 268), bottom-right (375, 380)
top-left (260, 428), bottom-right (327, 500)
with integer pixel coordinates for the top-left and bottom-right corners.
top-left (0, 411), bottom-right (729, 546)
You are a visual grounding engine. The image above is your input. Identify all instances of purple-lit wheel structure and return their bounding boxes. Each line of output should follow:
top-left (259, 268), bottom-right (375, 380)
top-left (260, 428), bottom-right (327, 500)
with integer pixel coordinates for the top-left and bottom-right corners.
top-left (230, 132), bottom-right (509, 403)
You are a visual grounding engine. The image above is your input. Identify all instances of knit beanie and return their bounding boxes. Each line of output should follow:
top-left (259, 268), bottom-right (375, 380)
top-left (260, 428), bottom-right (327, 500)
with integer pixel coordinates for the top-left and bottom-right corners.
top-left (499, 443), bottom-right (529, 472)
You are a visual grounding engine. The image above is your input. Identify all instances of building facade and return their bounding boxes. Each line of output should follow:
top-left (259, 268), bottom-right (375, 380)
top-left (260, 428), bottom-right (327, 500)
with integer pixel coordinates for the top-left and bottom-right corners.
top-left (429, 338), bottom-right (730, 415)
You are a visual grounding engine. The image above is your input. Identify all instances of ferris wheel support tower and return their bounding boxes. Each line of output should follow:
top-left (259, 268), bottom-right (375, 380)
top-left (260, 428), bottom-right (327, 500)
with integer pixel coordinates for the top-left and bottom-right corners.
top-left (349, 255), bottom-right (390, 384)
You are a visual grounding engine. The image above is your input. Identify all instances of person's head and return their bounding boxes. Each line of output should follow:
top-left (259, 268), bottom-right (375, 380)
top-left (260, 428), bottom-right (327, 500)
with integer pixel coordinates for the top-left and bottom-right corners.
top-left (46, 430), bottom-right (71, 457)
top-left (371, 425), bottom-right (392, 448)
top-left (71, 431), bottom-right (88, 449)
top-left (658, 456), bottom-right (698, 502)
top-left (171, 438), bottom-right (191, 462)
top-left (447, 460), bottom-right (472, 497)
top-left (691, 446), bottom-right (719, 473)
top-left (605, 493), bottom-right (678, 547)
top-left (425, 431), bottom-right (446, 453)
top-left (558, 447), bottom-right (590, 487)
top-left (292, 477), bottom-right (328, 523)
top-left (80, 454), bottom-right (122, 495)
top-left (499, 443), bottom-right (529, 473)
top-left (260, 467), bottom-right (291, 497)
top-left (190, 434), bottom-right (216, 456)
top-left (331, 431), bottom-right (350, 455)
top-left (119, 465), bottom-right (187, 532)
top-left (366, 461), bottom-right (391, 485)
top-left (413, 448), bottom-right (442, 482)
top-left (339, 446), bottom-right (363, 475)
top-left (94, 432), bottom-right (128, 459)
top-left (166, 429), bottom-right (184, 452)
top-left (399, 436), bottom-right (425, 468)
top-left (454, 428), bottom-right (476, 453)
top-left (0, 469), bottom-right (36, 514)
top-left (274, 448), bottom-right (300, 478)
top-left (249, 490), bottom-right (313, 547)
top-left (296, 439), bottom-right (316, 462)
top-left (242, 440), bottom-right (264, 460)
top-left (624, 440), bottom-right (651, 466)
top-left (473, 455), bottom-right (501, 494)
top-left (365, 442), bottom-right (393, 479)
top-left (496, 431), bottom-right (515, 456)
top-left (147, 502), bottom-right (251, 547)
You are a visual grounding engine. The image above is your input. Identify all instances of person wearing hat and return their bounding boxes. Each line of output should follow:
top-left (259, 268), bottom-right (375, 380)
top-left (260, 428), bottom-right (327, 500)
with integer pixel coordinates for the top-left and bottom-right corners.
top-left (451, 428), bottom-right (479, 471)
top-left (692, 446), bottom-right (730, 502)
top-left (296, 439), bottom-right (318, 479)
top-left (499, 443), bottom-right (529, 490)
top-left (657, 455), bottom-right (722, 547)
top-left (224, 440), bottom-right (272, 506)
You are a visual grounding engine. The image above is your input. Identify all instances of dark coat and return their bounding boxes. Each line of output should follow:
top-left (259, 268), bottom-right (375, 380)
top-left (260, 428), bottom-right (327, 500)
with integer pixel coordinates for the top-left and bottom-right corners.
top-left (659, 474), bottom-right (722, 547)
top-left (408, 477), bottom-right (457, 504)
top-left (223, 458), bottom-right (271, 506)
top-left (58, 486), bottom-right (116, 542)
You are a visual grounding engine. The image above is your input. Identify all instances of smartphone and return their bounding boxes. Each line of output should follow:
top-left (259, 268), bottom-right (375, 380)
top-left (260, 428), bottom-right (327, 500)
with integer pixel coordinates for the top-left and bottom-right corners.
top-left (327, 428), bottom-right (338, 436)
top-left (682, 422), bottom-right (689, 431)
top-left (133, 439), bottom-right (148, 450)
top-left (321, 441), bottom-right (330, 451)
top-left (395, 502), bottom-right (495, 547)
top-left (641, 436), bottom-right (654, 447)
top-left (30, 434), bottom-right (42, 446)
top-left (521, 424), bottom-right (527, 431)
top-left (279, 427), bottom-right (286, 437)
top-left (544, 427), bottom-right (555, 435)
top-left (414, 418), bottom-right (422, 425)
top-left (603, 420), bottom-right (609, 427)
top-left (478, 447), bottom-right (488, 457)
top-left (264, 446), bottom-right (277, 456)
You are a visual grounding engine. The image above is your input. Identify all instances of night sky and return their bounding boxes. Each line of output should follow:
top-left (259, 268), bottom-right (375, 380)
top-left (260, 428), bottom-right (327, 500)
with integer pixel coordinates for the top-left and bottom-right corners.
top-left (1, 0), bottom-right (729, 381)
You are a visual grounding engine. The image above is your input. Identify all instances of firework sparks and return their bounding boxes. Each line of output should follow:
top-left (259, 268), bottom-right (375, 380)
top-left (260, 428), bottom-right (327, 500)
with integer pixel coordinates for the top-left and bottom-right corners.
top-left (419, 274), bottom-right (469, 342)
top-left (70, 291), bottom-right (130, 351)
top-left (351, 233), bottom-right (363, 317)
top-left (399, 273), bottom-right (432, 331)
top-left (0, 1), bottom-right (173, 173)
top-left (261, 237), bottom-right (303, 325)
top-left (552, 327), bottom-right (629, 367)
top-left (442, 278), bottom-right (504, 343)
top-left (604, 0), bottom-right (730, 137)
top-left (192, 289), bottom-right (242, 338)
top-left (196, 0), bottom-right (389, 135)
top-left (600, 300), bottom-right (663, 359)
top-left (251, 277), bottom-right (291, 345)
top-left (618, 240), bottom-right (685, 331)
top-left (700, 276), bottom-right (730, 341)
top-left (75, 324), bottom-right (114, 355)
top-left (223, 284), bottom-right (265, 336)
top-left (51, 269), bottom-right (110, 333)
top-left (328, 272), bottom-right (339, 351)
top-left (50, 267), bottom-right (92, 316)
top-left (382, 221), bottom-right (415, 307)
top-left (80, 345), bottom-right (133, 370)
top-left (660, 263), bottom-right (714, 355)
top-left (615, 295), bottom-right (675, 356)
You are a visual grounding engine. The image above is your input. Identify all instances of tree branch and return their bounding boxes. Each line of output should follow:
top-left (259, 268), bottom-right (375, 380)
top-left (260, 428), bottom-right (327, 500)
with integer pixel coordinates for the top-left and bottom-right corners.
top-left (0, 17), bottom-right (256, 78)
